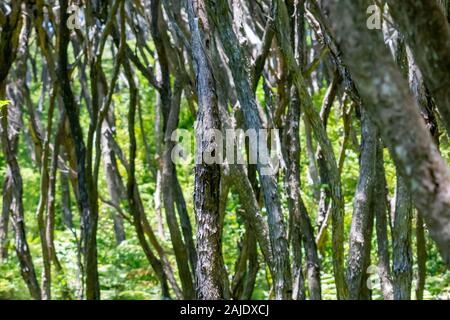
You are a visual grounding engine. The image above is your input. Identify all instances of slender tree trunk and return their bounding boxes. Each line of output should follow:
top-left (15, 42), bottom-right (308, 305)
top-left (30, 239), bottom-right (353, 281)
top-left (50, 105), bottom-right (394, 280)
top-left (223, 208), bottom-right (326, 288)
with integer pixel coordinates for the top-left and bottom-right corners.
top-left (286, 0), bottom-right (322, 300)
top-left (209, 33), bottom-right (274, 275)
top-left (60, 150), bottom-right (74, 229)
top-left (285, 81), bottom-right (322, 301)
top-left (347, 109), bottom-right (377, 300)
top-left (174, 176), bottom-right (198, 276)
top-left (392, 176), bottom-right (413, 300)
top-left (58, 0), bottom-right (100, 299)
top-left (374, 143), bottom-right (394, 300)
top-left (416, 214), bottom-right (427, 300)
top-left (1, 90), bottom-right (42, 300)
top-left (36, 86), bottom-right (56, 300)
top-left (150, 0), bottom-right (196, 299)
top-left (0, 171), bottom-right (12, 261)
top-left (102, 110), bottom-right (126, 245)
top-left (162, 80), bottom-right (196, 299)
top-left (406, 48), bottom-right (434, 302)
top-left (231, 227), bottom-right (259, 300)
top-left (274, 0), bottom-right (346, 299)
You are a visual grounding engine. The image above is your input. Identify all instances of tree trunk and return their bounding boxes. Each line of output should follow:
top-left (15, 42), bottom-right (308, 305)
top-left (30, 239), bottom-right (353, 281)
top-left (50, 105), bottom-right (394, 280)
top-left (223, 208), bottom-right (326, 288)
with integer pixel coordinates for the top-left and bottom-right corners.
top-left (347, 109), bottom-right (377, 300)
top-left (102, 109), bottom-right (126, 245)
top-left (415, 214), bottom-right (427, 300)
top-left (323, 0), bottom-right (450, 268)
top-left (0, 1), bottom-right (41, 300)
top-left (273, 0), bottom-right (346, 299)
top-left (392, 175), bottom-right (413, 300)
top-left (188, 0), bottom-right (224, 300)
top-left (58, 0), bottom-right (100, 299)
top-left (0, 171), bottom-right (12, 261)
top-left (206, 0), bottom-right (292, 299)
top-left (374, 144), bottom-right (394, 300)
top-left (386, 0), bottom-right (450, 136)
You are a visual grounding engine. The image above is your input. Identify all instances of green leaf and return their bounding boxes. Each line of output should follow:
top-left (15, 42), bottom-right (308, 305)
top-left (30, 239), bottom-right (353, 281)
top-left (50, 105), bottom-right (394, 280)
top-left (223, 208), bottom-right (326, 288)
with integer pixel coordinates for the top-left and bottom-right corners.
top-left (0, 100), bottom-right (11, 108)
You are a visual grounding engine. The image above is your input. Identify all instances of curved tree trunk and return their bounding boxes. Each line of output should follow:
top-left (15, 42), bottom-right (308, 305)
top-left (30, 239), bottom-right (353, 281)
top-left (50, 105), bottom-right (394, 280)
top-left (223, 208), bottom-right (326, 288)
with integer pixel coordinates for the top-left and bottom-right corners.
top-left (386, 0), bottom-right (450, 136)
top-left (324, 0), bottom-right (450, 268)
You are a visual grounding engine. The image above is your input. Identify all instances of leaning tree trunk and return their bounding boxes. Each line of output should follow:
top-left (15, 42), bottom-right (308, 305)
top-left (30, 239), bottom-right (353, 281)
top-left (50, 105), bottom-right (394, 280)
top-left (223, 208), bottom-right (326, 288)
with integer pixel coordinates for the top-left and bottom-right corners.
top-left (102, 109), bottom-right (126, 245)
top-left (387, 29), bottom-right (414, 301)
top-left (323, 0), bottom-right (450, 268)
top-left (273, 0), bottom-right (346, 299)
top-left (150, 0), bottom-right (196, 299)
top-left (0, 97), bottom-right (41, 300)
top-left (205, 0), bottom-right (292, 299)
top-left (386, 0), bottom-right (450, 136)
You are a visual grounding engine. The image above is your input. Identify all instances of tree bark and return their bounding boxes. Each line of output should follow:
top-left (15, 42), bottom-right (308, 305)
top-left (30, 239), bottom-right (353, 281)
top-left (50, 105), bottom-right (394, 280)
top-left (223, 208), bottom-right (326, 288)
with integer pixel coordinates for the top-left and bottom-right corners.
top-left (273, 0), bottom-right (346, 299)
top-left (205, 0), bottom-right (292, 299)
top-left (323, 0), bottom-right (450, 268)
top-left (347, 109), bottom-right (377, 300)
top-left (392, 175), bottom-right (413, 300)
top-left (386, 0), bottom-right (450, 136)
top-left (373, 143), bottom-right (394, 300)
top-left (0, 1), bottom-right (41, 300)
top-left (0, 170), bottom-right (12, 261)
top-left (58, 0), bottom-right (100, 299)
top-left (102, 109), bottom-right (126, 245)
top-left (188, 0), bottom-right (224, 300)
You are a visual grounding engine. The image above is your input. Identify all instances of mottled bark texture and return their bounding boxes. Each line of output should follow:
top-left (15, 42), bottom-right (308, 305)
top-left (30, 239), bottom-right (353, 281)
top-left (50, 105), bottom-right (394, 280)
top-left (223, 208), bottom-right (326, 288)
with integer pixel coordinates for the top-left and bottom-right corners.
top-left (392, 176), bottom-right (413, 300)
top-left (347, 109), bottom-right (377, 300)
top-left (0, 1), bottom-right (41, 300)
top-left (188, 0), bottom-right (224, 300)
top-left (273, 0), bottom-right (346, 299)
top-left (285, 91), bottom-right (322, 300)
top-left (205, 0), bottom-right (292, 299)
top-left (101, 110), bottom-right (126, 245)
top-left (386, 0), bottom-right (450, 136)
top-left (0, 170), bottom-right (12, 261)
top-left (285, 0), bottom-right (322, 300)
top-left (374, 144), bottom-right (394, 300)
top-left (323, 0), bottom-right (450, 268)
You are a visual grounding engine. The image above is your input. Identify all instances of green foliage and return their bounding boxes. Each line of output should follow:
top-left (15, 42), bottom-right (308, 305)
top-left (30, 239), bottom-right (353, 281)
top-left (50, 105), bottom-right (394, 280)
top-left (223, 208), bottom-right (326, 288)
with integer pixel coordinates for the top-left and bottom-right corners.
top-left (1, 33), bottom-right (449, 302)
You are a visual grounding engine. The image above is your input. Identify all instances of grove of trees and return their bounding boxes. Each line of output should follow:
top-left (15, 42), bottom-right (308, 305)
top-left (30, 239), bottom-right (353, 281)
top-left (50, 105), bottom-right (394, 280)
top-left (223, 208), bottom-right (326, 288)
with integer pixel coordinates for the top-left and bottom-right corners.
top-left (0, 0), bottom-right (449, 300)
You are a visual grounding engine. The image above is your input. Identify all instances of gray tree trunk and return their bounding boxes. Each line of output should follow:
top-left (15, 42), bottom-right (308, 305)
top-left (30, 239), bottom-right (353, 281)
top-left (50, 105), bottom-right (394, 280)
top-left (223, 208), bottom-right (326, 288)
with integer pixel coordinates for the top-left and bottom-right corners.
top-left (205, 0), bottom-right (292, 299)
top-left (323, 0), bottom-right (450, 268)
top-left (188, 0), bottom-right (224, 300)
top-left (347, 109), bottom-right (377, 300)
